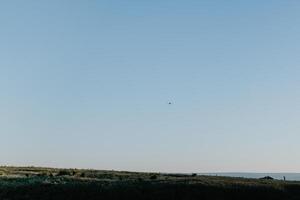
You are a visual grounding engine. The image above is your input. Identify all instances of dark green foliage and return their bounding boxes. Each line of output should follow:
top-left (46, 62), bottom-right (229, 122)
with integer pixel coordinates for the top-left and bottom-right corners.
top-left (57, 170), bottom-right (72, 176)
top-left (0, 178), bottom-right (293, 200)
top-left (150, 174), bottom-right (158, 180)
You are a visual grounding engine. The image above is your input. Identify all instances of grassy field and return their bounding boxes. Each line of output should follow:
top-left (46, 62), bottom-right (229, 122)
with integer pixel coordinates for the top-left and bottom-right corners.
top-left (1, 166), bottom-right (300, 200)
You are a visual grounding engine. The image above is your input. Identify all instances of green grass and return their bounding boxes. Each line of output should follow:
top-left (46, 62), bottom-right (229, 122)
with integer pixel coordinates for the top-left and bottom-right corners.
top-left (0, 166), bottom-right (300, 199)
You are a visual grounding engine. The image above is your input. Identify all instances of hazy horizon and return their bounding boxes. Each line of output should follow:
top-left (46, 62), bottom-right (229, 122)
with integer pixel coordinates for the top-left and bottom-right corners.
top-left (1, 1), bottom-right (300, 173)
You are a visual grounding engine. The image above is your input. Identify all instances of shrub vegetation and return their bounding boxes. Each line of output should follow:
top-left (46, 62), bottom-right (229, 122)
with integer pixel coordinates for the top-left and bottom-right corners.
top-left (0, 166), bottom-right (299, 200)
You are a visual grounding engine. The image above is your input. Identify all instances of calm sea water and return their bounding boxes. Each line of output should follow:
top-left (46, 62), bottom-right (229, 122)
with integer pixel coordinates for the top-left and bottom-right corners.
top-left (198, 173), bottom-right (300, 181)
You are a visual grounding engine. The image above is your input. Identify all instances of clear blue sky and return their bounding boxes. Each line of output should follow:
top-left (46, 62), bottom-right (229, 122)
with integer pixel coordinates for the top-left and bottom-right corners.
top-left (1, 0), bottom-right (300, 173)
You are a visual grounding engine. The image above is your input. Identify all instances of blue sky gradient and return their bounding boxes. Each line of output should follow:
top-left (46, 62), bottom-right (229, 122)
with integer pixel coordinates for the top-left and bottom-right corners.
top-left (1, 1), bottom-right (300, 172)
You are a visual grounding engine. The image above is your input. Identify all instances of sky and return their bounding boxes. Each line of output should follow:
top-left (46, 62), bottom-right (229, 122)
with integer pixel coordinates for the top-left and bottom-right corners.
top-left (1, 0), bottom-right (300, 173)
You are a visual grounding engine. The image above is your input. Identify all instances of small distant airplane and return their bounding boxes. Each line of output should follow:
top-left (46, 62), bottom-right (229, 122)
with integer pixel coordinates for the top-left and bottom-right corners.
top-left (168, 102), bottom-right (172, 105)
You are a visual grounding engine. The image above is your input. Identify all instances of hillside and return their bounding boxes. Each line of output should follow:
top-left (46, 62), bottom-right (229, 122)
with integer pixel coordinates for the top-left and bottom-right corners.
top-left (1, 166), bottom-right (300, 200)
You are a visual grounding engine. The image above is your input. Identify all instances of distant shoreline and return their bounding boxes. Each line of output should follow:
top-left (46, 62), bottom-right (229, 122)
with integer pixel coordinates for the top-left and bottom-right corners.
top-left (198, 172), bottom-right (300, 181)
top-left (2, 166), bottom-right (300, 181)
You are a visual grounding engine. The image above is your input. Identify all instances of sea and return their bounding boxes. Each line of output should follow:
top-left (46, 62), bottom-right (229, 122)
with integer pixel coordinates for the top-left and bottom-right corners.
top-left (198, 173), bottom-right (300, 181)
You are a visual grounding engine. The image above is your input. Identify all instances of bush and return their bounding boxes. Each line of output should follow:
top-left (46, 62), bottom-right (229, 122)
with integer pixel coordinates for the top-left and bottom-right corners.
top-left (150, 175), bottom-right (157, 180)
top-left (57, 170), bottom-right (71, 176)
